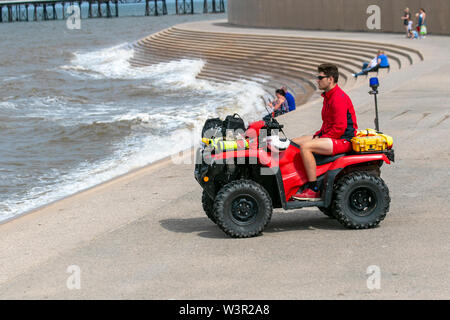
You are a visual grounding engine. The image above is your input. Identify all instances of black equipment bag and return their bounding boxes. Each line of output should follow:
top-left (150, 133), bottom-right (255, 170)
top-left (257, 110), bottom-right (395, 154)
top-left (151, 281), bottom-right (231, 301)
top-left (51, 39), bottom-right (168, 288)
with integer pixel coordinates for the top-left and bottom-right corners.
top-left (223, 113), bottom-right (245, 136)
top-left (202, 117), bottom-right (223, 139)
top-left (202, 114), bottom-right (246, 139)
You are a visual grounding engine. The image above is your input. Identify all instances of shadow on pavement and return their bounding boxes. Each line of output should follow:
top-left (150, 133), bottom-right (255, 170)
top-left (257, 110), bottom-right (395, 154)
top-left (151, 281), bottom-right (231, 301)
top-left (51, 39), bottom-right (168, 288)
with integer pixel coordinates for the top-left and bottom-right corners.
top-left (264, 210), bottom-right (344, 233)
top-left (159, 210), bottom-right (344, 239)
top-left (159, 217), bottom-right (227, 239)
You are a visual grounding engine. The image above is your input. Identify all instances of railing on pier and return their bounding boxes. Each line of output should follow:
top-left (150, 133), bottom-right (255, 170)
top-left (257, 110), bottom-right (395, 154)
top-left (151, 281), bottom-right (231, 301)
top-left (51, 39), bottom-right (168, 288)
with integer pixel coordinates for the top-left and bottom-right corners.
top-left (203, 0), bottom-right (224, 13)
top-left (144, 0), bottom-right (167, 16)
top-left (0, 0), bottom-right (226, 23)
top-left (0, 0), bottom-right (123, 22)
top-left (175, 0), bottom-right (225, 15)
top-left (175, 0), bottom-right (192, 15)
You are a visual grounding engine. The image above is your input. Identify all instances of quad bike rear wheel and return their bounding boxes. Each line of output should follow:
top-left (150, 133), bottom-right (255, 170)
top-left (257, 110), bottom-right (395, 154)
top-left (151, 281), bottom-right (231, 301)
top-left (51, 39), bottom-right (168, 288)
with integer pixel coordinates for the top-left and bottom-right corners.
top-left (202, 190), bottom-right (217, 224)
top-left (333, 171), bottom-right (390, 229)
top-left (213, 180), bottom-right (272, 238)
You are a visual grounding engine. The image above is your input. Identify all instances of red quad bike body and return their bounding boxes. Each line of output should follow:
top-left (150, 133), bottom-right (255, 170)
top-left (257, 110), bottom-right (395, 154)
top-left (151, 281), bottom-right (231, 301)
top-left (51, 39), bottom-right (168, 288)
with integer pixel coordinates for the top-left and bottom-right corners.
top-left (195, 117), bottom-right (394, 238)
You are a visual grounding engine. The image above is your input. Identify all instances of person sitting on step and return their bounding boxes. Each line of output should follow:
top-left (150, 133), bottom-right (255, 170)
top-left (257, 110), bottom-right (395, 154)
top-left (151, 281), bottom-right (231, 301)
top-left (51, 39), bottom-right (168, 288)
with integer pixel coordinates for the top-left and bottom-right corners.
top-left (352, 50), bottom-right (390, 78)
top-left (267, 89), bottom-right (289, 117)
top-left (281, 86), bottom-right (296, 112)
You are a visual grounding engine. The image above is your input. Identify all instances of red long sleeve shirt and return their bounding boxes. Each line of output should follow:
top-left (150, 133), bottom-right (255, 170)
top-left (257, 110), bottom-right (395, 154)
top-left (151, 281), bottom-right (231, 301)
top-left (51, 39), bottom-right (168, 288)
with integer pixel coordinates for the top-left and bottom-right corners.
top-left (314, 85), bottom-right (358, 140)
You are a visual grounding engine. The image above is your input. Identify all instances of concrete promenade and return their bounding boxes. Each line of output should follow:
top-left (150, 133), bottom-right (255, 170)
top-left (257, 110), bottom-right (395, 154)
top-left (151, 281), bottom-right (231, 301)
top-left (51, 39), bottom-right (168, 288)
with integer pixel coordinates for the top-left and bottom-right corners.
top-left (0, 21), bottom-right (449, 299)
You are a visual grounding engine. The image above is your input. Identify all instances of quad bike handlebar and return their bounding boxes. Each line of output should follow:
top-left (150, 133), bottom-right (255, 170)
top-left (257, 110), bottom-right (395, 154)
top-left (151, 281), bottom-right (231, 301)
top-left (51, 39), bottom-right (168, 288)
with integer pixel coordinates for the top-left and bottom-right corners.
top-left (266, 121), bottom-right (284, 130)
top-left (264, 117), bottom-right (284, 130)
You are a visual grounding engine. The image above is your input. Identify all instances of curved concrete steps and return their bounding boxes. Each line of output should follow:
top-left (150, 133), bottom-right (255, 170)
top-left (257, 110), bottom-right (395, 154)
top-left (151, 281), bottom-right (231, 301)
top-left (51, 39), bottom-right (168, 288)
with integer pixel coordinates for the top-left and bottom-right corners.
top-left (132, 40), bottom-right (353, 95)
top-left (135, 38), bottom-right (363, 75)
top-left (169, 27), bottom-right (423, 64)
top-left (154, 29), bottom-right (402, 68)
top-left (130, 26), bottom-right (423, 105)
top-left (131, 46), bottom-right (319, 100)
top-left (131, 51), bottom-right (318, 102)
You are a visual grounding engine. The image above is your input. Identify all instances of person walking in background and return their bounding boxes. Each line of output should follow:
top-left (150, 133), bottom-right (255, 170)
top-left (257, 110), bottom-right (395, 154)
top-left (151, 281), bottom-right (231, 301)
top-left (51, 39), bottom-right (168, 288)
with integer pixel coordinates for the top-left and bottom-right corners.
top-left (401, 7), bottom-right (412, 37)
top-left (281, 86), bottom-right (296, 112)
top-left (352, 50), bottom-right (389, 78)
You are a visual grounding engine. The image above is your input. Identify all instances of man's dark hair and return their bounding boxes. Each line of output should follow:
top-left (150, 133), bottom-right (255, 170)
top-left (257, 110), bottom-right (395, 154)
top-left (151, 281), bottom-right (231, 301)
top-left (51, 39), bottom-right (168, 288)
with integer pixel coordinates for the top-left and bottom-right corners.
top-left (318, 63), bottom-right (339, 83)
top-left (275, 89), bottom-right (286, 96)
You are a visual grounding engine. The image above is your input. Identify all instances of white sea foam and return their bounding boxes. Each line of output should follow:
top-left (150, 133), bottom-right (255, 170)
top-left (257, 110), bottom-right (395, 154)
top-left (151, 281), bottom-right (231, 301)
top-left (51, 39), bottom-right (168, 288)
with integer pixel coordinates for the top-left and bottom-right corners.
top-left (61, 43), bottom-right (268, 121)
top-left (2, 74), bottom-right (31, 82)
top-left (61, 44), bottom-right (135, 79)
top-left (113, 112), bottom-right (152, 123)
top-left (61, 43), bottom-right (268, 116)
top-left (0, 101), bottom-right (18, 110)
top-left (60, 43), bottom-right (206, 82)
top-left (0, 120), bottom-right (205, 222)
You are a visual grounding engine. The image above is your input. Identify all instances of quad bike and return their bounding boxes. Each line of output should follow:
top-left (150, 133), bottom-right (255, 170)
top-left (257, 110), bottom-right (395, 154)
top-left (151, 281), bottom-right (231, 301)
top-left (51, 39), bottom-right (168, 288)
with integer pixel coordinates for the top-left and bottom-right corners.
top-left (195, 79), bottom-right (394, 238)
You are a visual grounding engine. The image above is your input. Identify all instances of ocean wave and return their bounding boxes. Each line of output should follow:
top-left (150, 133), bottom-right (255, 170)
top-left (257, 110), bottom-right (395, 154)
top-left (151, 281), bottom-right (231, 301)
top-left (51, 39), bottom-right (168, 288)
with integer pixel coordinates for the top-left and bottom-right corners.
top-left (0, 101), bottom-right (18, 110)
top-left (2, 74), bottom-right (32, 82)
top-left (60, 44), bottom-right (218, 91)
top-left (59, 43), bottom-right (267, 115)
top-left (0, 124), bottom-right (203, 222)
top-left (59, 43), bottom-right (204, 81)
top-left (1, 43), bottom-right (269, 222)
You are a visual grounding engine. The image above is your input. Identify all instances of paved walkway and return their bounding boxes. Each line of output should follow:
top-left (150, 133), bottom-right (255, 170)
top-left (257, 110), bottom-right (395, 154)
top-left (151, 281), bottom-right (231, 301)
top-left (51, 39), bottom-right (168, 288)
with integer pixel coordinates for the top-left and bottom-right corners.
top-left (0, 21), bottom-right (449, 299)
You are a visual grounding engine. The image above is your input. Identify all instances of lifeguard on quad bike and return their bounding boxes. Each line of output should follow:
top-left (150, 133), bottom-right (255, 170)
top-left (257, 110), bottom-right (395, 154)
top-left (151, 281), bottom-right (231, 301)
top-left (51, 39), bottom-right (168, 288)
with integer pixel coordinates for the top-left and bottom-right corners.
top-left (195, 69), bottom-right (394, 238)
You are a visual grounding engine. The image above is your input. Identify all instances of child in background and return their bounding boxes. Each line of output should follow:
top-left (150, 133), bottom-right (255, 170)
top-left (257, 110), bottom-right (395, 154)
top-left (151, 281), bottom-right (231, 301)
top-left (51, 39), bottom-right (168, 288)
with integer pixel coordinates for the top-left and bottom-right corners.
top-left (407, 19), bottom-right (413, 34)
top-left (408, 29), bottom-right (419, 39)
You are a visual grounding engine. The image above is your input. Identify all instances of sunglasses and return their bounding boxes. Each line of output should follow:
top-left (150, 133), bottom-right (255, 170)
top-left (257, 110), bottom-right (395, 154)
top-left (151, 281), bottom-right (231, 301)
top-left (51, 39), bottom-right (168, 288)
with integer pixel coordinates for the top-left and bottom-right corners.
top-left (317, 75), bottom-right (329, 80)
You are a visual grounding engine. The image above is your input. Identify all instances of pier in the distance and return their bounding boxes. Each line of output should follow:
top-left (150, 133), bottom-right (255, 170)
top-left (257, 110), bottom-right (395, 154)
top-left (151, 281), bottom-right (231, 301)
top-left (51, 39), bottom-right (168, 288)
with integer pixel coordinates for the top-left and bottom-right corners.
top-left (0, 0), bottom-right (226, 23)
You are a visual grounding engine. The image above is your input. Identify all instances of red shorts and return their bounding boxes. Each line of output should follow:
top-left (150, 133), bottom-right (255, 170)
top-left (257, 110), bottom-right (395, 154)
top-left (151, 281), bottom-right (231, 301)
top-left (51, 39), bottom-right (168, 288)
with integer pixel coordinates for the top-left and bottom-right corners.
top-left (331, 138), bottom-right (352, 155)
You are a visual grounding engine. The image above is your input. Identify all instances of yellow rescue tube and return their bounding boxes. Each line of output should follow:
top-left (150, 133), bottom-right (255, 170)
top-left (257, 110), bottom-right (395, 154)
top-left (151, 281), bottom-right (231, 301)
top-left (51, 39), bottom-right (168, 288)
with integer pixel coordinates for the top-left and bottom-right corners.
top-left (202, 138), bottom-right (249, 151)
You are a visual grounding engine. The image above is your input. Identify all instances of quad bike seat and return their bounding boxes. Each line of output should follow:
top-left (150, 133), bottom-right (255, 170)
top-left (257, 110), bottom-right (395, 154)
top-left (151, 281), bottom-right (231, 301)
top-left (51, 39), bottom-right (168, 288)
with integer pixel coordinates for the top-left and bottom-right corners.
top-left (314, 153), bottom-right (347, 166)
top-left (290, 141), bottom-right (347, 165)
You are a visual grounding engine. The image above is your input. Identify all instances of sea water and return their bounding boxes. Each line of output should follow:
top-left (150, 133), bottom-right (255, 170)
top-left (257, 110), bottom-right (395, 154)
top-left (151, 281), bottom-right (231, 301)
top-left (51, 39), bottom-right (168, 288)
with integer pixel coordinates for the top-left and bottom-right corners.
top-left (0, 11), bottom-right (268, 222)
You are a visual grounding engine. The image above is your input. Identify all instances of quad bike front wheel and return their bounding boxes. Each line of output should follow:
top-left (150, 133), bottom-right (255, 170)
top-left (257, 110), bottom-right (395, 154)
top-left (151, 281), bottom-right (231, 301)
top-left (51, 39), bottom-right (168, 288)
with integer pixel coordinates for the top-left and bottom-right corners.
top-left (202, 190), bottom-right (217, 224)
top-left (333, 171), bottom-right (390, 229)
top-left (213, 180), bottom-right (273, 238)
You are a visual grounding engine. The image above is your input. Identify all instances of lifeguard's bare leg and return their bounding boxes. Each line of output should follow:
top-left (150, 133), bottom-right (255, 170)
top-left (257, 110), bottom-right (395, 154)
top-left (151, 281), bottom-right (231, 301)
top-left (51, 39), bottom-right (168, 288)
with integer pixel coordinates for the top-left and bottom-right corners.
top-left (291, 135), bottom-right (314, 146)
top-left (300, 138), bottom-right (334, 181)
